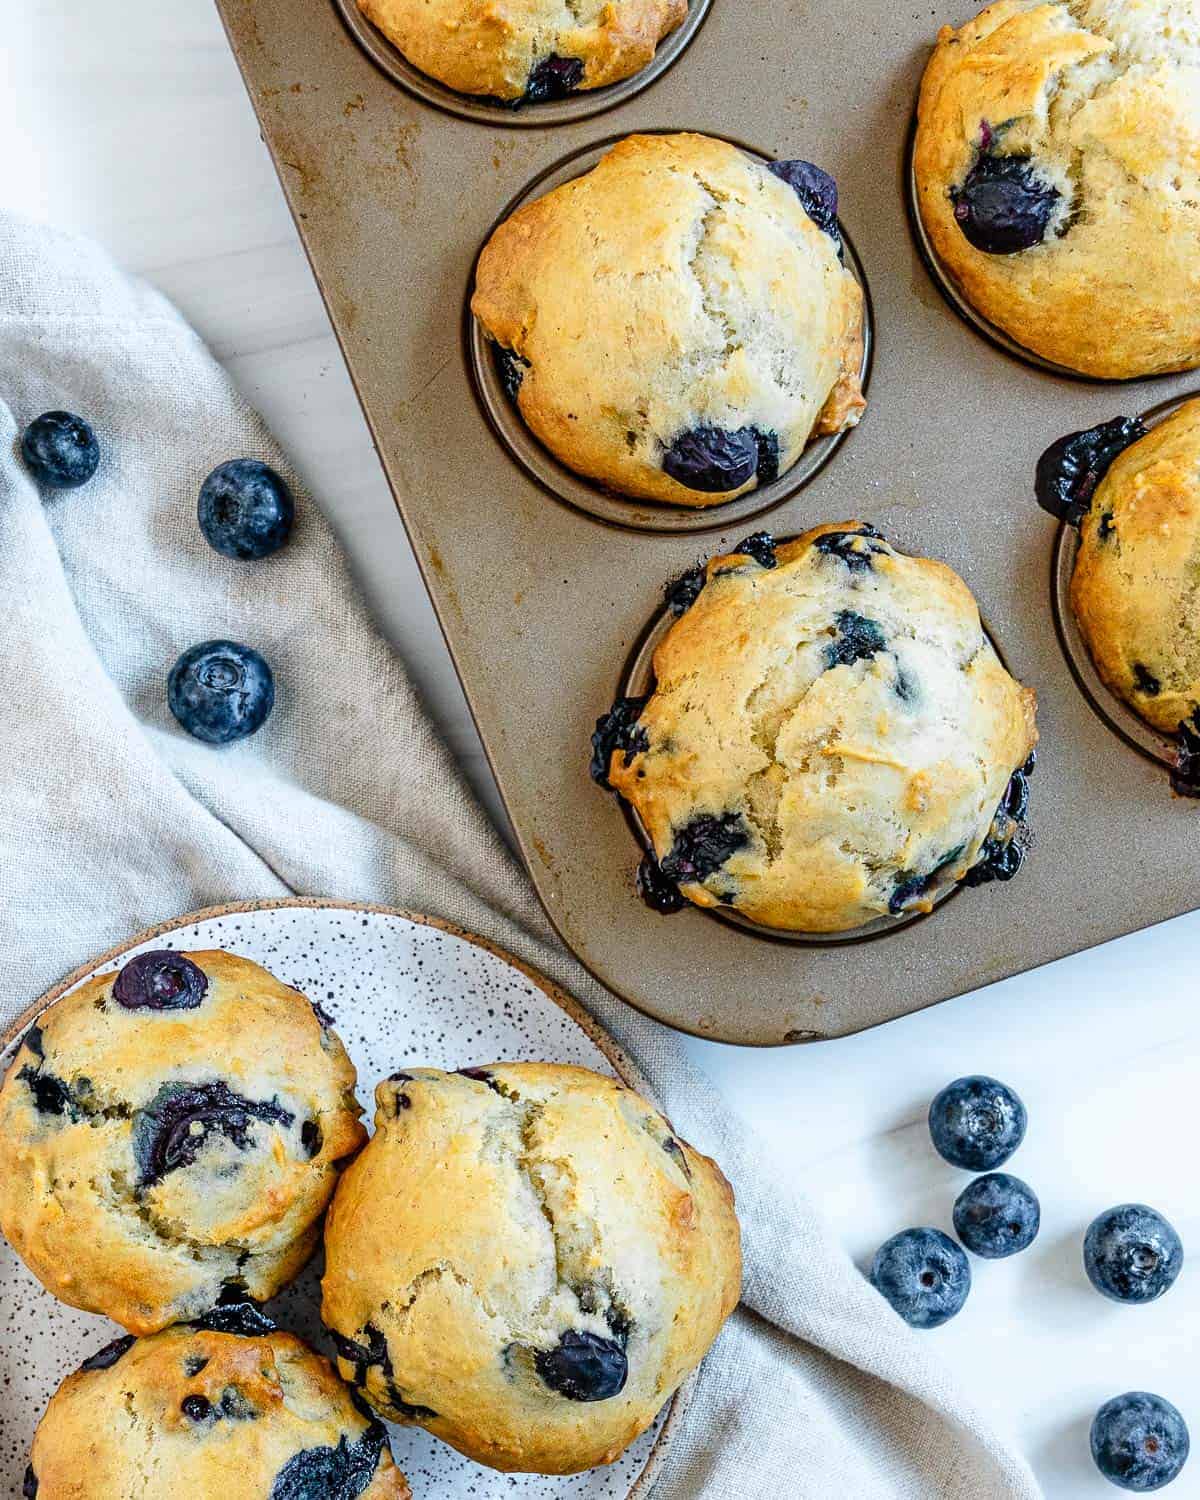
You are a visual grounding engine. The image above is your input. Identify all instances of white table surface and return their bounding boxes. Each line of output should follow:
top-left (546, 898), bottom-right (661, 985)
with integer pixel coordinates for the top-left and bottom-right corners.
top-left (6, 5), bottom-right (1199, 1496)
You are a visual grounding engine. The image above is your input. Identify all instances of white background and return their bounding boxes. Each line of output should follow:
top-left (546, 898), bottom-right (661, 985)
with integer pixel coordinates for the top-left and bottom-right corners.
top-left (5, 4), bottom-right (1199, 1496)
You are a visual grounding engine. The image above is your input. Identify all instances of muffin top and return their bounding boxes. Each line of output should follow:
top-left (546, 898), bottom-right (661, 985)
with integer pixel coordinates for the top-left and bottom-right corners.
top-left (914, 0), bottom-right (1200, 378)
top-left (358, 0), bottom-right (687, 101)
top-left (0, 950), bottom-right (365, 1334)
top-left (597, 525), bottom-right (1038, 932)
top-left (1071, 400), bottom-right (1200, 736)
top-left (321, 1062), bottom-right (741, 1474)
top-left (472, 132), bottom-right (865, 505)
top-left (24, 1309), bottom-right (409, 1499)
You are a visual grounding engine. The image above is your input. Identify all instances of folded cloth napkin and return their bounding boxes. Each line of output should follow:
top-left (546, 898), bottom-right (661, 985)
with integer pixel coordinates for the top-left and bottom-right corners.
top-left (0, 211), bottom-right (1040, 1500)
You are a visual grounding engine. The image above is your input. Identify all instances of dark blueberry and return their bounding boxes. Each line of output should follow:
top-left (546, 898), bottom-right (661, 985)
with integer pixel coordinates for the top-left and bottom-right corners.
top-left (1084, 1205), bottom-right (1183, 1305)
top-left (1172, 714), bottom-right (1200, 798)
top-left (219, 1385), bottom-right (258, 1421)
top-left (385, 1386), bottom-right (438, 1420)
top-left (523, 53), bottom-right (584, 103)
top-left (953, 1173), bottom-right (1040, 1258)
top-left (184, 1355), bottom-right (210, 1377)
top-left (636, 852), bottom-right (687, 914)
top-left (1003, 761), bottom-right (1032, 820)
top-left (19, 1023), bottom-right (44, 1060)
top-left (753, 431), bottom-right (780, 484)
top-left (79, 1334), bottom-right (136, 1372)
top-left (813, 524), bottom-right (886, 571)
top-left (662, 425), bottom-right (759, 493)
top-left (1091, 1392), bottom-right (1189, 1492)
top-left (869, 1227), bottom-right (970, 1329)
top-left (731, 530), bottom-right (777, 569)
top-left (20, 411), bottom-right (100, 489)
top-left (22, 1466), bottom-right (37, 1499)
top-left (1035, 417), bottom-right (1145, 525)
top-left (1133, 664), bottom-right (1162, 697)
top-left (182, 1394), bottom-right (214, 1422)
top-left (660, 811), bottom-right (750, 885)
top-left (457, 1065), bottom-right (494, 1083)
top-left (168, 639), bottom-right (275, 745)
top-left (894, 667), bottom-right (918, 703)
top-left (951, 152), bottom-right (1060, 254)
top-left (112, 951), bottom-right (208, 1012)
top-left (311, 999), bottom-right (335, 1028)
top-left (664, 561), bottom-right (708, 616)
top-left (534, 1330), bottom-right (628, 1401)
top-left (270, 1424), bottom-right (388, 1500)
top-left (768, 159), bottom-right (841, 250)
top-left (964, 834), bottom-right (1024, 886)
top-left (493, 344), bottom-right (529, 403)
top-left (330, 1324), bottom-right (392, 1385)
top-left (888, 844), bottom-right (966, 914)
top-left (387, 1070), bottom-right (415, 1083)
top-left (590, 695), bottom-right (650, 788)
top-left (928, 1075), bottom-right (1026, 1170)
top-left (18, 1065), bottom-right (72, 1117)
top-left (825, 610), bottom-right (886, 669)
top-left (198, 459), bottom-right (295, 561)
top-left (301, 1119), bottom-right (322, 1157)
top-left (193, 1295), bottom-right (276, 1337)
top-left (1099, 511), bottom-right (1117, 541)
top-left (132, 1080), bottom-right (294, 1186)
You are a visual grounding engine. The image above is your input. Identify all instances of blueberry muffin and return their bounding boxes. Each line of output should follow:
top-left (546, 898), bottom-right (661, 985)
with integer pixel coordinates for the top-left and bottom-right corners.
top-left (593, 526), bottom-right (1038, 932)
top-left (357, 0), bottom-right (687, 102)
top-left (913, 0), bottom-right (1200, 378)
top-left (0, 950), bottom-right (366, 1334)
top-left (472, 133), bottom-right (866, 505)
top-left (321, 1062), bottom-right (741, 1474)
top-left (22, 1303), bottom-right (410, 1498)
top-left (1068, 400), bottom-right (1200, 741)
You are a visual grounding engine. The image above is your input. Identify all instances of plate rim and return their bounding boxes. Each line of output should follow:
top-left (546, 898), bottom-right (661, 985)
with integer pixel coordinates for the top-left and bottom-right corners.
top-left (0, 896), bottom-right (691, 1499)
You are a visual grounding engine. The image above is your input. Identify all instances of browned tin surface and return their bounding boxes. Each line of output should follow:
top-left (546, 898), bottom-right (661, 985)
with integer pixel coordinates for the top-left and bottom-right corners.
top-left (213, 0), bottom-right (1200, 1045)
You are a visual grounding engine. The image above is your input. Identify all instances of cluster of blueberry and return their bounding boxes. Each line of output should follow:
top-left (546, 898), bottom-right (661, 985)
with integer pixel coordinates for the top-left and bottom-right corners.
top-left (19, 410), bottom-right (292, 745)
top-left (869, 1075), bottom-right (1188, 1492)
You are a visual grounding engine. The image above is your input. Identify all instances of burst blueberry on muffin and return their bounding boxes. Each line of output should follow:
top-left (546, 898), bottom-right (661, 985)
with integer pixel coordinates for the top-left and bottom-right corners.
top-left (472, 133), bottom-right (866, 505)
top-left (0, 950), bottom-right (365, 1334)
top-left (593, 526), bottom-right (1038, 932)
top-left (22, 1305), bottom-right (409, 1498)
top-left (913, 0), bottom-right (1200, 378)
top-left (357, 0), bottom-right (687, 102)
top-left (321, 1062), bottom-right (741, 1474)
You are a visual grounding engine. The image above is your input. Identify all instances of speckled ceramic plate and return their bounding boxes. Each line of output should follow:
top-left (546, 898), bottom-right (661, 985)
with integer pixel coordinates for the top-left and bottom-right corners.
top-left (0, 898), bottom-right (686, 1499)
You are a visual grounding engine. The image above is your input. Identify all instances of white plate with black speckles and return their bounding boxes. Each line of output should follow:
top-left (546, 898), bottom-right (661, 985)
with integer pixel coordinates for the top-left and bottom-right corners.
top-left (0, 898), bottom-right (686, 1499)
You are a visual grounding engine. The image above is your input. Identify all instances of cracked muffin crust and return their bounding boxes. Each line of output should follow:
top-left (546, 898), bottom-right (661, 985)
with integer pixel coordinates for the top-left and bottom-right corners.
top-left (913, 0), bottom-right (1200, 378)
top-left (597, 525), bottom-right (1038, 932)
top-left (357, 0), bottom-right (687, 102)
top-left (471, 133), bottom-right (866, 505)
top-left (0, 950), bottom-right (366, 1334)
top-left (23, 1308), bottom-right (409, 1499)
top-left (321, 1062), bottom-right (741, 1474)
top-left (1071, 399), bottom-right (1200, 736)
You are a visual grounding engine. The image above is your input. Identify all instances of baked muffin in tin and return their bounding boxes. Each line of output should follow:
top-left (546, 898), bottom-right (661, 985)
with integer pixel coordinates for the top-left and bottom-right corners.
top-left (593, 525), bottom-right (1038, 933)
top-left (22, 1304), bottom-right (409, 1498)
top-left (472, 132), bottom-right (866, 505)
top-left (0, 950), bottom-right (365, 1334)
top-left (913, 0), bottom-right (1200, 378)
top-left (357, 0), bottom-right (687, 102)
top-left (322, 1062), bottom-right (741, 1474)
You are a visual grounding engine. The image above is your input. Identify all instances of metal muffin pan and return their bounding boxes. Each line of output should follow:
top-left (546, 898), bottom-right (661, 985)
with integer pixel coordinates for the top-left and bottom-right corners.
top-left (214, 0), bottom-right (1200, 1044)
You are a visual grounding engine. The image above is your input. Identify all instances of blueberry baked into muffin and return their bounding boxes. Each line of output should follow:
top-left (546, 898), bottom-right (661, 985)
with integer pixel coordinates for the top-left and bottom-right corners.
top-left (357, 0), bottom-right (686, 102)
top-left (472, 133), bottom-right (866, 505)
top-left (0, 950), bottom-right (365, 1334)
top-left (593, 526), bottom-right (1038, 932)
top-left (21, 1303), bottom-right (409, 1498)
top-left (913, 0), bottom-right (1200, 378)
top-left (322, 1062), bottom-right (741, 1474)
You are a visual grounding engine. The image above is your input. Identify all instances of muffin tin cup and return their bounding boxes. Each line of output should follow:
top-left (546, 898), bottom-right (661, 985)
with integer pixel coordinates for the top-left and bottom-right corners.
top-left (467, 134), bottom-right (874, 534)
top-left (332, 0), bottom-right (715, 126)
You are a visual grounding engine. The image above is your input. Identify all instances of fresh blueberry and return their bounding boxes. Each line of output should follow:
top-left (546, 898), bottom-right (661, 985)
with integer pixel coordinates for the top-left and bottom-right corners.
top-left (79, 1334), bottom-right (136, 1372)
top-left (590, 695), bottom-right (650, 787)
top-left (168, 639), bottom-right (275, 745)
top-left (20, 411), bottom-right (100, 489)
top-left (198, 459), bottom-right (295, 561)
top-left (825, 610), bottom-right (886, 668)
top-left (660, 811), bottom-right (750, 885)
top-left (132, 1080), bottom-right (294, 1186)
top-left (269, 1424), bottom-right (388, 1500)
top-left (953, 1173), bottom-right (1040, 1258)
top-left (869, 1227), bottom-right (970, 1329)
top-left (113, 951), bottom-right (208, 1012)
top-left (22, 1466), bottom-right (37, 1499)
top-left (768, 159), bottom-right (841, 249)
top-left (951, 152), bottom-right (1060, 254)
top-left (1133, 664), bottom-right (1161, 697)
top-left (636, 852), bottom-right (688, 914)
top-left (1091, 1392), bottom-right (1190, 1492)
top-left (1035, 417), bottom-right (1145, 525)
top-left (534, 1330), bottom-right (628, 1401)
top-left (523, 54), bottom-right (584, 103)
top-left (928, 1075), bottom-right (1026, 1170)
top-left (1084, 1205), bottom-right (1183, 1305)
top-left (662, 425), bottom-right (764, 493)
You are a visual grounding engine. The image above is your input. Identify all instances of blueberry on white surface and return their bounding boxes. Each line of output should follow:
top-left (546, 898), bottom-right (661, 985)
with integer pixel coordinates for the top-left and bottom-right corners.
top-left (1084, 1205), bottom-right (1183, 1305)
top-left (1091, 1392), bottom-right (1190, 1491)
top-left (869, 1227), bottom-right (970, 1329)
top-left (953, 1173), bottom-right (1040, 1258)
top-left (928, 1075), bottom-right (1026, 1170)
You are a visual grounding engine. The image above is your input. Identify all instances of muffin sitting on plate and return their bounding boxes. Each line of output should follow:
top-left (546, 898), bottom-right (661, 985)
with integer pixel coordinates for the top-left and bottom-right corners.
top-left (592, 525), bottom-right (1038, 932)
top-left (357, 0), bottom-right (687, 102)
top-left (23, 1303), bottom-right (409, 1498)
top-left (913, 0), bottom-right (1200, 378)
top-left (0, 949), bottom-right (365, 1333)
top-left (322, 1062), bottom-right (741, 1474)
top-left (472, 132), bottom-right (865, 505)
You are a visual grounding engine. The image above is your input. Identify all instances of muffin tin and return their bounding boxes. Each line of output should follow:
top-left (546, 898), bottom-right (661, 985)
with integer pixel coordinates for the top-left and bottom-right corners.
top-left (214, 0), bottom-right (1200, 1044)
